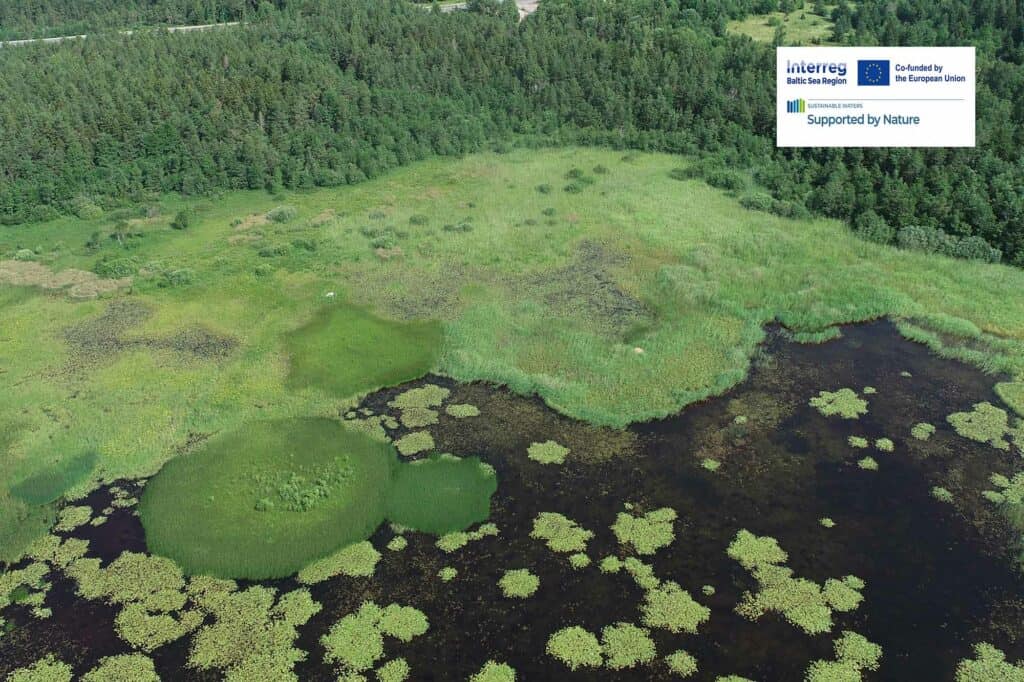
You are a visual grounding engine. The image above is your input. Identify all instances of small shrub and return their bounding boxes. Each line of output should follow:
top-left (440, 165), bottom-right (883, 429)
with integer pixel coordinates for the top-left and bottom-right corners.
top-left (668, 168), bottom-right (693, 181)
top-left (409, 214), bottom-right (429, 225)
top-left (93, 257), bottom-right (139, 278)
top-left (71, 195), bottom-right (104, 220)
top-left (563, 182), bottom-right (584, 194)
top-left (524, 218), bottom-right (538, 226)
top-left (291, 238), bottom-right (317, 252)
top-left (593, 165), bottom-right (608, 175)
top-left (258, 244), bottom-right (291, 258)
top-left (266, 206), bottom-right (298, 223)
top-left (159, 269), bottom-right (194, 288)
top-left (738, 193), bottom-right (775, 212)
top-left (536, 184), bottom-right (552, 194)
top-left (170, 209), bottom-right (193, 231)
top-left (566, 168), bottom-right (585, 180)
top-left (542, 207), bottom-right (556, 216)
top-left (853, 210), bottom-right (894, 244)
top-left (704, 169), bottom-right (746, 191)
top-left (442, 222), bottom-right (473, 233)
top-left (14, 248), bottom-right (36, 261)
top-left (253, 264), bottom-right (274, 278)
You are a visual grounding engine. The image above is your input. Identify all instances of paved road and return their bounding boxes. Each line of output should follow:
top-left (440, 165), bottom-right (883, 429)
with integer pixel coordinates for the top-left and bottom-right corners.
top-left (1, 21), bottom-right (240, 47)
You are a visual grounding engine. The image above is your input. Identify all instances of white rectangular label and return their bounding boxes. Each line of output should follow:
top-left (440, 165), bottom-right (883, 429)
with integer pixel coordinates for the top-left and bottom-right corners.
top-left (776, 46), bottom-right (975, 147)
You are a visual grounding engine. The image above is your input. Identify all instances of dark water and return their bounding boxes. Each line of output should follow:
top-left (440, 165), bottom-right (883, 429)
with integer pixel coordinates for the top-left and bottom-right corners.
top-left (3, 320), bottom-right (1023, 680)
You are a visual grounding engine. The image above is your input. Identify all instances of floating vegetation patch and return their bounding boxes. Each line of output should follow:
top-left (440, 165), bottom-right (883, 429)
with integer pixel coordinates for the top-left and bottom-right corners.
top-left (982, 473), bottom-right (1024, 506)
top-left (701, 458), bottom-right (721, 471)
top-left (398, 407), bottom-right (438, 428)
top-left (389, 384), bottom-right (450, 410)
top-left (446, 403), bottom-right (480, 418)
top-left (63, 551), bottom-right (203, 651)
top-left (387, 536), bottom-right (408, 552)
top-left (395, 431), bottom-right (435, 457)
top-left (863, 386), bottom-right (877, 395)
top-left (947, 402), bottom-right (1023, 451)
top-left (912, 423), bottom-right (936, 441)
top-left (805, 631), bottom-right (882, 682)
top-left (437, 523), bottom-right (499, 553)
top-left (955, 643), bottom-right (1024, 681)
top-left (600, 622), bottom-right (656, 670)
top-left (527, 440), bottom-right (569, 465)
top-left (82, 654), bottom-right (160, 682)
top-left (297, 541), bottom-right (381, 584)
top-left (438, 566), bottom-right (458, 582)
top-left (641, 582), bottom-right (711, 634)
top-left (530, 512), bottom-right (594, 553)
top-left (727, 530), bottom-right (865, 635)
top-left (810, 388), bottom-right (869, 419)
top-left (387, 455), bottom-right (496, 535)
top-left (498, 569), bottom-right (539, 598)
top-left (612, 506), bottom-right (677, 555)
top-left (142, 419), bottom-right (496, 578)
top-left (53, 505), bottom-right (92, 532)
top-left (546, 626), bottom-right (603, 671)
top-left (665, 650), bottom-right (699, 677)
top-left (858, 457), bottom-right (878, 471)
top-left (6, 655), bottom-right (73, 681)
top-left (875, 438), bottom-right (895, 453)
top-left (820, 517), bottom-right (836, 528)
top-left (188, 585), bottom-right (320, 681)
top-left (470, 661), bottom-right (516, 682)
top-left (321, 601), bottom-right (429, 678)
top-left (932, 486), bottom-right (955, 503)
top-left (569, 553), bottom-right (591, 569)
top-left (285, 302), bottom-right (441, 399)
top-left (847, 436), bottom-right (868, 449)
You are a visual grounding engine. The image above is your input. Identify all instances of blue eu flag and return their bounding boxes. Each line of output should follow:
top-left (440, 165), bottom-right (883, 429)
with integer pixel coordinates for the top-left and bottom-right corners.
top-left (857, 60), bottom-right (890, 86)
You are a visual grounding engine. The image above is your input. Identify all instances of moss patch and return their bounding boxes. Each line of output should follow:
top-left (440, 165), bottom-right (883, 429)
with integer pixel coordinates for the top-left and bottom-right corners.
top-left (321, 601), bottom-right (429, 677)
top-left (955, 643), bottom-right (1024, 681)
top-left (297, 541), bottom-right (381, 584)
top-left (665, 650), bottom-right (698, 678)
top-left (858, 457), bottom-right (878, 471)
top-left (805, 631), bottom-right (882, 682)
top-left (446, 403), bottom-right (480, 418)
top-left (395, 431), bottom-right (435, 457)
top-left (470, 661), bottom-right (516, 682)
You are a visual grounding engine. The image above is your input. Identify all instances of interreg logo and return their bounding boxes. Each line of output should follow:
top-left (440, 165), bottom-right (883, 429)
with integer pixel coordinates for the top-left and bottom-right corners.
top-left (786, 98), bottom-right (806, 114)
top-left (857, 60), bottom-right (890, 86)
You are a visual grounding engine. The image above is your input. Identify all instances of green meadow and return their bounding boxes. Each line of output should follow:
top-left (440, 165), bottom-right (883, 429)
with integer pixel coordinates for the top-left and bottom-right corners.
top-left (728, 4), bottom-right (840, 44)
top-left (3, 147), bottom-right (1024, 565)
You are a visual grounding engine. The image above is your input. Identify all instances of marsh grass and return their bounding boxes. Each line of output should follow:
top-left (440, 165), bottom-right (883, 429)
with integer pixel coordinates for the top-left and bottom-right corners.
top-left (7, 147), bottom-right (1024, 562)
top-left (285, 302), bottom-right (441, 399)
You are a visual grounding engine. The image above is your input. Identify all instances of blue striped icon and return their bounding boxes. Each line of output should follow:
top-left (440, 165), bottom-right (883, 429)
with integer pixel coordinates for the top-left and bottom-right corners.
top-left (786, 98), bottom-right (806, 113)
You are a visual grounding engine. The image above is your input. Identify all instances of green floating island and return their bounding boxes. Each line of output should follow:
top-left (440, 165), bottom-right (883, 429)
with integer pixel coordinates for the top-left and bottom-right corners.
top-left (140, 418), bottom-right (496, 579)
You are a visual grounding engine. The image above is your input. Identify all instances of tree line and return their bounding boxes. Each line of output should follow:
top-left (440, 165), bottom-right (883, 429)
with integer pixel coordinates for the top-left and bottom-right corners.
top-left (0, 0), bottom-right (1021, 264)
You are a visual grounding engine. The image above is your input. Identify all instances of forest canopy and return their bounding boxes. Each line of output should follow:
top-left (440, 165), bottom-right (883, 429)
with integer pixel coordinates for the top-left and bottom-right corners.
top-left (0, 0), bottom-right (1022, 263)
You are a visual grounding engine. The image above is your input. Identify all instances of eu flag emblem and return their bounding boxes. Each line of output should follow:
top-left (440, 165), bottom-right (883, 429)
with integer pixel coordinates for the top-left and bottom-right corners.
top-left (857, 60), bottom-right (890, 86)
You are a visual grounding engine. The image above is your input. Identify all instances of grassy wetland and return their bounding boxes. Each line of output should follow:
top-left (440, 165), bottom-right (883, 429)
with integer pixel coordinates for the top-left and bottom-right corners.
top-left (3, 148), bottom-right (1024, 678)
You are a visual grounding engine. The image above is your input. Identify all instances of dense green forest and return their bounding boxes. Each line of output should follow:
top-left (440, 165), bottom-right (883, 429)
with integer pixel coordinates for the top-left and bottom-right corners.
top-left (1, 0), bottom-right (1022, 263)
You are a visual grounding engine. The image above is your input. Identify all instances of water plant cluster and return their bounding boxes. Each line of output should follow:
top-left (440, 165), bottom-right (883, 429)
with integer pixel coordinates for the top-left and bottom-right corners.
top-left (527, 440), bottom-right (570, 465)
top-left (955, 643), bottom-right (1024, 681)
top-left (611, 506), bottom-right (677, 555)
top-left (321, 601), bottom-right (428, 679)
top-left (498, 569), bottom-right (539, 599)
top-left (810, 388), bottom-right (869, 419)
top-left (530, 513), bottom-right (594, 554)
top-left (727, 530), bottom-right (866, 635)
top-left (947, 402), bottom-right (1023, 451)
top-left (804, 631), bottom-right (882, 682)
